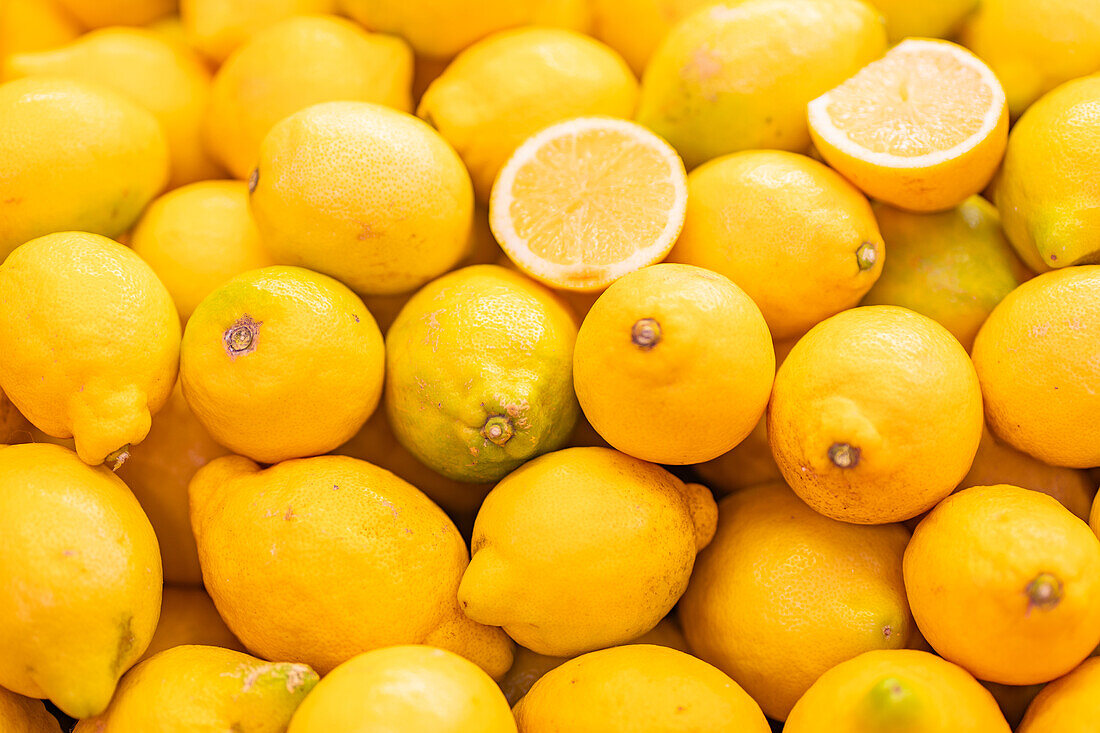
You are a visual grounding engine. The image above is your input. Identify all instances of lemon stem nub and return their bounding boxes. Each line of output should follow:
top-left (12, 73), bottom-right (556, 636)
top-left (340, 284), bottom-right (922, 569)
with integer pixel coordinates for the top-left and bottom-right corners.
top-left (482, 416), bottom-right (514, 446)
top-left (829, 442), bottom-right (860, 468)
top-left (632, 318), bottom-right (662, 350)
top-left (106, 445), bottom-right (130, 472)
top-left (248, 168), bottom-right (259, 194)
top-left (224, 315), bottom-right (261, 358)
top-left (856, 242), bottom-right (878, 271)
top-left (1027, 572), bottom-right (1064, 611)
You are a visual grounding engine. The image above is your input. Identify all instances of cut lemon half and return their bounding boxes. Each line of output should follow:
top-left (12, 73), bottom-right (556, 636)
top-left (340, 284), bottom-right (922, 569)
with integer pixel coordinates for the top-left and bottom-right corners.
top-left (808, 38), bottom-right (1008, 212)
top-left (489, 116), bottom-right (688, 291)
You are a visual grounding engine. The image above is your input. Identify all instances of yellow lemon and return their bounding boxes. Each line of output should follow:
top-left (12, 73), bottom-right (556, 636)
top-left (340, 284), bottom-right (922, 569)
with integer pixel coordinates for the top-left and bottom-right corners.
top-left (140, 587), bottom-right (245, 662)
top-left (180, 266), bottom-right (383, 464)
top-left (994, 76), bottom-right (1100, 271)
top-left (204, 15), bottom-right (413, 180)
top-left (74, 645), bottom-right (317, 732)
top-left (54, 0), bottom-right (174, 27)
top-left (288, 646), bottom-right (517, 733)
top-left (0, 0), bottom-right (80, 66)
top-left (861, 196), bottom-right (1029, 350)
top-left (679, 481), bottom-right (912, 720)
top-left (960, 0), bottom-right (1100, 117)
top-left (590, 0), bottom-right (722, 75)
top-left (514, 644), bottom-right (770, 732)
top-left (190, 454), bottom-right (513, 677)
top-left (116, 384), bottom-right (228, 585)
top-left (637, 0), bottom-right (886, 168)
top-left (339, 0), bottom-right (591, 59)
top-left (785, 649), bottom-right (1010, 732)
top-left (866, 0), bottom-right (978, 41)
top-left (250, 100), bottom-right (473, 296)
top-left (489, 117), bottom-right (687, 291)
top-left (4, 27), bottom-right (222, 188)
top-left (809, 39), bottom-right (1008, 212)
top-left (131, 180), bottom-right (274, 322)
top-left (668, 150), bottom-right (883, 339)
top-left (181, 0), bottom-right (337, 63)
top-left (769, 306), bottom-right (983, 523)
top-left (574, 263), bottom-right (774, 464)
top-left (1019, 657), bottom-right (1100, 732)
top-left (0, 77), bottom-right (168, 260)
top-left (418, 27), bottom-right (637, 202)
top-left (0, 687), bottom-right (62, 733)
top-left (905, 485), bottom-right (1100, 684)
top-left (459, 446), bottom-right (717, 657)
top-left (0, 443), bottom-right (161, 718)
top-left (385, 265), bottom-right (579, 483)
top-left (0, 232), bottom-right (179, 466)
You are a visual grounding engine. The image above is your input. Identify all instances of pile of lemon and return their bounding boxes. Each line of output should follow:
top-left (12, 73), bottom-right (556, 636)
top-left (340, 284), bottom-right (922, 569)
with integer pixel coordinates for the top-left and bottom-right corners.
top-left (2, 0), bottom-right (1100, 731)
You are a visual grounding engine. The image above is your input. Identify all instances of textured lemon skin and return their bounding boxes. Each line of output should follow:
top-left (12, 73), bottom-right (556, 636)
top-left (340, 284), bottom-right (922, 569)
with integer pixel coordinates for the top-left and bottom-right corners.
top-left (190, 454), bottom-right (514, 678)
top-left (0, 443), bottom-right (162, 719)
top-left (385, 265), bottom-right (579, 483)
top-left (784, 650), bottom-right (1010, 732)
top-left (905, 485), bottom-right (1100, 685)
top-left (1019, 657), bottom-right (1100, 732)
top-left (0, 77), bottom-right (169, 261)
top-left (181, 0), bottom-right (338, 63)
top-left (250, 101), bottom-right (473, 296)
top-left (204, 15), bottom-right (413, 180)
top-left (288, 646), bottom-right (517, 733)
top-left (972, 266), bottom-right (1100, 468)
top-left (459, 447), bottom-right (717, 657)
top-left (74, 645), bottom-right (318, 733)
top-left (679, 482), bottom-right (912, 721)
top-left (0, 686), bottom-right (62, 733)
top-left (0, 232), bottom-right (180, 466)
top-left (636, 0), bottom-right (886, 168)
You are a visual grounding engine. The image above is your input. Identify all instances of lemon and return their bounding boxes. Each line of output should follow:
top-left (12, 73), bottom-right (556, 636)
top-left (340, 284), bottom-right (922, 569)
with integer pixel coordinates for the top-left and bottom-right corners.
top-left (0, 687), bottom-right (62, 733)
top-left (4, 27), bottom-right (222, 188)
top-left (181, 266), bottom-right (383, 464)
top-left (385, 265), bottom-right (579, 483)
top-left (140, 587), bottom-right (244, 663)
top-left (861, 196), bottom-right (1029, 351)
top-left (513, 644), bottom-right (770, 732)
top-left (574, 263), bottom-right (774, 464)
top-left (0, 443), bottom-right (161, 718)
top-left (54, 0), bottom-right (174, 27)
top-left (0, 77), bottom-right (168, 260)
top-left (74, 645), bottom-right (317, 732)
top-left (636, 0), bottom-right (886, 168)
top-left (131, 180), bottom-right (274, 323)
top-left (459, 446), bottom-right (717, 656)
top-left (288, 646), bottom-right (517, 733)
top-left (590, 0), bottom-right (722, 75)
top-left (181, 0), bottom-right (337, 63)
top-left (250, 100), bottom-right (473, 296)
top-left (866, 0), bottom-right (978, 42)
top-left (204, 15), bottom-right (413, 180)
top-left (994, 76), bottom-right (1100, 271)
top-left (0, 232), bottom-right (180, 466)
top-left (418, 27), bottom-right (637, 202)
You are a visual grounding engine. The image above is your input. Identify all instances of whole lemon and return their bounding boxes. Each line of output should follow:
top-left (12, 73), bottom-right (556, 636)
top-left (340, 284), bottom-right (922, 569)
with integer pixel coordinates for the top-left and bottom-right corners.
top-left (679, 481), bottom-right (912, 721)
top-left (0, 686), bottom-right (63, 733)
top-left (0, 232), bottom-right (180, 466)
top-left (386, 265), bottom-right (579, 483)
top-left (74, 645), bottom-right (318, 732)
top-left (784, 649), bottom-right (1010, 732)
top-left (0, 443), bottom-right (162, 718)
top-left (131, 180), bottom-right (274, 323)
top-left (1019, 657), bottom-right (1100, 732)
top-left (418, 27), bottom-right (637, 202)
top-left (636, 0), bottom-right (886, 168)
top-left (0, 77), bottom-right (168, 260)
top-left (667, 150), bottom-right (884, 339)
top-left (3, 27), bottom-right (222, 188)
top-left (972, 266), bottom-right (1100, 468)
top-left (140, 587), bottom-right (245, 662)
top-left (204, 15), bottom-right (413, 180)
top-left (288, 646), bottom-right (517, 733)
top-left (769, 306), bottom-right (983, 524)
top-left (190, 454), bottom-right (514, 677)
top-left (181, 0), bottom-right (337, 63)
top-left (514, 644), bottom-right (768, 732)
top-left (459, 446), bottom-right (717, 657)
top-left (905, 485), bottom-right (1100, 685)
top-left (994, 76), bottom-right (1100, 271)
top-left (117, 384), bottom-right (228, 585)
top-left (250, 101), bottom-right (473, 296)
top-left (181, 266), bottom-right (383, 464)
top-left (574, 263), bottom-right (774, 464)
top-left (339, 0), bottom-right (590, 59)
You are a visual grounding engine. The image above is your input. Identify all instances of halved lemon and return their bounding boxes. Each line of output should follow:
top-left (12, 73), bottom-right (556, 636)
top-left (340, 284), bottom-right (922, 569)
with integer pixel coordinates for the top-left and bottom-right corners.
top-left (808, 38), bottom-right (1008, 212)
top-left (489, 116), bottom-right (688, 291)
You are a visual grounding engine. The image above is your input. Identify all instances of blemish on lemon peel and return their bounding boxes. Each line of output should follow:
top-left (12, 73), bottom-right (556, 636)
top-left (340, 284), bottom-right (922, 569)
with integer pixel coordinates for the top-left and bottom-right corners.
top-left (111, 615), bottom-right (135, 675)
top-left (106, 444), bottom-right (130, 471)
top-left (829, 442), bottom-right (861, 468)
top-left (482, 415), bottom-right (513, 446)
top-left (631, 318), bottom-right (662, 349)
top-left (856, 241), bottom-right (878, 271)
top-left (224, 315), bottom-right (261, 359)
top-left (1026, 572), bottom-right (1063, 612)
top-left (248, 169), bottom-right (259, 194)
